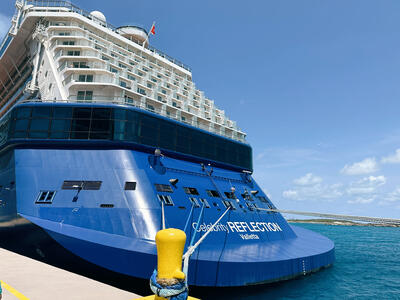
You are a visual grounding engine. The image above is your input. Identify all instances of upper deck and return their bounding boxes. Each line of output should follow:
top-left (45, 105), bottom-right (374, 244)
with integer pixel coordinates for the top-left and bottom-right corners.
top-left (0, 0), bottom-right (247, 143)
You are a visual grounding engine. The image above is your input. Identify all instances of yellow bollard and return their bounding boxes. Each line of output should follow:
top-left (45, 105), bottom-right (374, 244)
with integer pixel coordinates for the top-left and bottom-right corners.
top-left (156, 228), bottom-right (186, 281)
top-left (137, 228), bottom-right (200, 300)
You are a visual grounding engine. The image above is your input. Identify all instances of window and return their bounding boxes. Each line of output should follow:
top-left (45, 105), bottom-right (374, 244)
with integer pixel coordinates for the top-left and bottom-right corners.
top-left (120, 81), bottom-right (127, 88)
top-left (67, 50), bottom-right (80, 56)
top-left (128, 75), bottom-right (136, 81)
top-left (36, 191), bottom-right (56, 204)
top-left (157, 194), bottom-right (174, 206)
top-left (199, 198), bottom-right (210, 208)
top-left (162, 89), bottom-right (167, 95)
top-left (137, 71), bottom-right (144, 77)
top-left (73, 62), bottom-right (89, 68)
top-left (157, 96), bottom-right (163, 102)
top-left (125, 97), bottom-right (134, 104)
top-left (183, 187), bottom-right (199, 195)
top-left (77, 91), bottom-right (93, 100)
top-left (137, 88), bottom-right (146, 95)
top-left (222, 200), bottom-right (236, 210)
top-left (7, 104), bottom-right (253, 170)
top-left (124, 181), bottom-right (136, 190)
top-left (147, 83), bottom-right (152, 88)
top-left (78, 75), bottom-right (93, 82)
top-left (224, 191), bottom-right (236, 199)
top-left (62, 41), bottom-right (75, 45)
top-left (245, 202), bottom-right (257, 211)
top-left (62, 180), bottom-right (102, 190)
top-left (241, 192), bottom-right (252, 201)
top-left (206, 190), bottom-right (220, 198)
top-left (110, 67), bottom-right (118, 73)
top-left (155, 184), bottom-right (173, 193)
top-left (189, 197), bottom-right (200, 208)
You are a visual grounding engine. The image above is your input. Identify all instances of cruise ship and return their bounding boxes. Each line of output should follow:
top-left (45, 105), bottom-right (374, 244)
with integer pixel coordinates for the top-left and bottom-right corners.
top-left (0, 0), bottom-right (334, 287)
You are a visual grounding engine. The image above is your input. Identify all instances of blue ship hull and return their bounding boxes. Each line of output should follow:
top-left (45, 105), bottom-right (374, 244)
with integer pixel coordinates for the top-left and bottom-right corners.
top-left (0, 144), bottom-right (334, 287)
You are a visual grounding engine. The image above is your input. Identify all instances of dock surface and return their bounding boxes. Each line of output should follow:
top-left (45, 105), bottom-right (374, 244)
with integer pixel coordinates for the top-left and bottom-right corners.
top-left (0, 248), bottom-right (141, 299)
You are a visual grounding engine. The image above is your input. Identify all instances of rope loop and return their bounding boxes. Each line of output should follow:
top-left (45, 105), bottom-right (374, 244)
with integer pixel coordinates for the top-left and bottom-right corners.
top-left (149, 270), bottom-right (188, 300)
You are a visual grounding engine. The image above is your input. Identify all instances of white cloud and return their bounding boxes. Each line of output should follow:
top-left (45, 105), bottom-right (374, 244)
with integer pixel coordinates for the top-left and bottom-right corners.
top-left (293, 173), bottom-right (322, 186)
top-left (381, 149), bottom-right (400, 164)
top-left (0, 14), bottom-right (11, 39)
top-left (282, 190), bottom-right (298, 199)
top-left (346, 175), bottom-right (385, 204)
top-left (348, 196), bottom-right (376, 204)
top-left (282, 182), bottom-right (343, 201)
top-left (383, 187), bottom-right (400, 203)
top-left (346, 175), bottom-right (386, 195)
top-left (341, 157), bottom-right (378, 175)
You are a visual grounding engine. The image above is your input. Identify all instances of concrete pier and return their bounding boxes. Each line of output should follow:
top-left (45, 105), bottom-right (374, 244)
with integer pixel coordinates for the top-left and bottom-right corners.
top-left (0, 248), bottom-right (141, 299)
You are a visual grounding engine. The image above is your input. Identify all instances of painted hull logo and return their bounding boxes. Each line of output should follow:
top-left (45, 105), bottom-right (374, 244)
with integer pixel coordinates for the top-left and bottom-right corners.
top-left (192, 221), bottom-right (283, 240)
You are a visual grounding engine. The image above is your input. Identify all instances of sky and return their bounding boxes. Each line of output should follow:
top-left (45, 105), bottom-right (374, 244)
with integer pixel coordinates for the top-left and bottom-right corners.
top-left (1, 1), bottom-right (400, 219)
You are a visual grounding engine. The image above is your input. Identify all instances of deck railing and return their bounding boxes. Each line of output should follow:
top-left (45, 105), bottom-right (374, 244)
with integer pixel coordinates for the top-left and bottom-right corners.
top-left (24, 0), bottom-right (192, 72)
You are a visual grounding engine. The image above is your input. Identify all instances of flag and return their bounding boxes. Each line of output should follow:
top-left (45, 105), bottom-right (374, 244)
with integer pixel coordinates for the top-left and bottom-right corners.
top-left (150, 23), bottom-right (155, 35)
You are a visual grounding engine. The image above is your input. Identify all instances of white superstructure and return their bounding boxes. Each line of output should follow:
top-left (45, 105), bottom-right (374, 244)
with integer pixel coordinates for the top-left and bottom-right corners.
top-left (0, 0), bottom-right (246, 142)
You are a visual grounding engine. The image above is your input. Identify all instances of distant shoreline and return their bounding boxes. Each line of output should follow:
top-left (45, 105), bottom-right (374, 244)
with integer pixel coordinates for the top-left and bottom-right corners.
top-left (288, 219), bottom-right (400, 227)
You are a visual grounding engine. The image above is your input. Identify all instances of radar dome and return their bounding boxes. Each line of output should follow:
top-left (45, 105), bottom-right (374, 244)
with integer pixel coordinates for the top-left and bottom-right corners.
top-left (90, 11), bottom-right (106, 23)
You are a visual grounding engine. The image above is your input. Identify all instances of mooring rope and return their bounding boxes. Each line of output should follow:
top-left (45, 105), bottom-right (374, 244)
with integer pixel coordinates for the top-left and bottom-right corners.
top-left (182, 206), bottom-right (231, 284)
top-left (183, 203), bottom-right (195, 233)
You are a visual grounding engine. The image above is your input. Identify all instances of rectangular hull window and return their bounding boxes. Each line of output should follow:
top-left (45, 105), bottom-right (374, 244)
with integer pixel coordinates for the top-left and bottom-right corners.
top-left (224, 192), bottom-right (236, 199)
top-left (124, 181), bottom-right (137, 190)
top-left (62, 181), bottom-right (102, 190)
top-left (199, 198), bottom-right (210, 208)
top-left (206, 190), bottom-right (220, 198)
top-left (155, 184), bottom-right (173, 193)
top-left (36, 191), bottom-right (56, 204)
top-left (157, 194), bottom-right (174, 206)
top-left (188, 197), bottom-right (200, 208)
top-left (184, 187), bottom-right (199, 195)
top-left (222, 200), bottom-right (236, 210)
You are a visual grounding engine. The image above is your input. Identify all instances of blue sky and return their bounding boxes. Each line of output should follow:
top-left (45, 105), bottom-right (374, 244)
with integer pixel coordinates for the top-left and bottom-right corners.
top-left (1, 1), bottom-right (400, 218)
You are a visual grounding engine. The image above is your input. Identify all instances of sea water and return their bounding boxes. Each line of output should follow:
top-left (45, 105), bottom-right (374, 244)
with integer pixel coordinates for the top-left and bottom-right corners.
top-left (193, 223), bottom-right (400, 299)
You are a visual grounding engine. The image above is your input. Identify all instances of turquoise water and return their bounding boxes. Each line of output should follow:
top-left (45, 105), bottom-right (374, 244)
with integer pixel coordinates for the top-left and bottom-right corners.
top-left (192, 223), bottom-right (400, 299)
